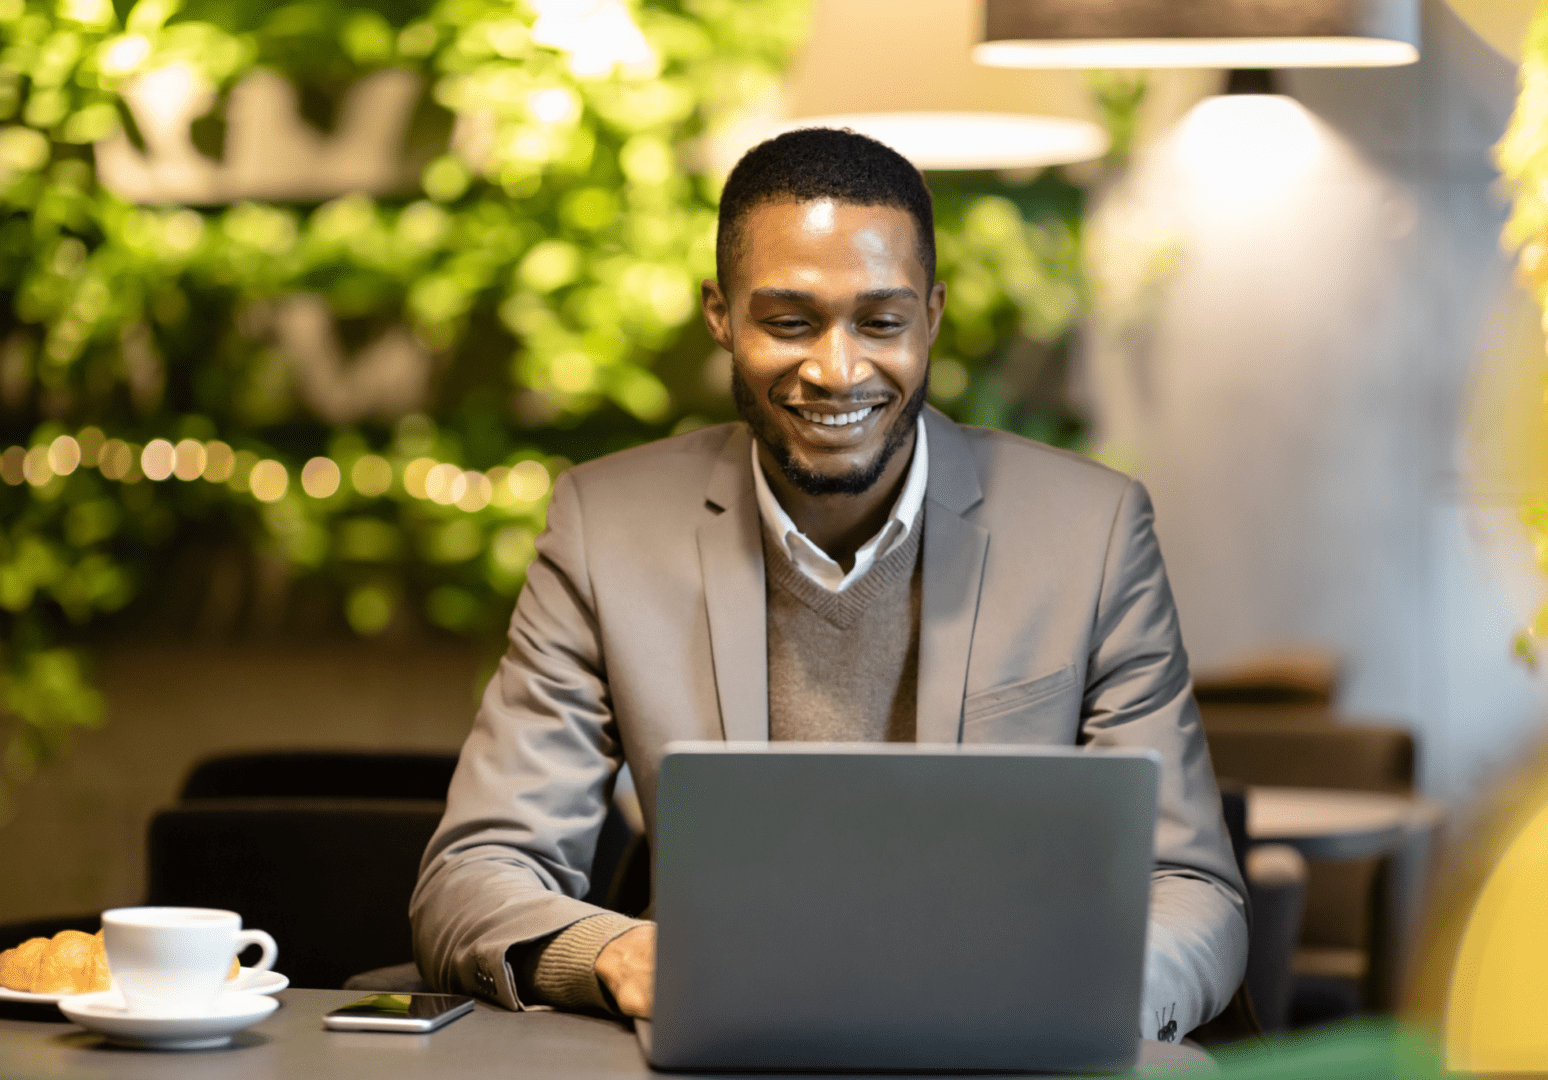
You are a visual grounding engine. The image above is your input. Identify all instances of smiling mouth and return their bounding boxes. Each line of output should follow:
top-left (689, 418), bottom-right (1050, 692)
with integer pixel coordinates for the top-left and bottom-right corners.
top-left (792, 406), bottom-right (878, 428)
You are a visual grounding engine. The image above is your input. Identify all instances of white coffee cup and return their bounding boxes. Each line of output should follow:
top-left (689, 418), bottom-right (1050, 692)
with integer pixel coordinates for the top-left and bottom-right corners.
top-left (102, 907), bottom-right (277, 1015)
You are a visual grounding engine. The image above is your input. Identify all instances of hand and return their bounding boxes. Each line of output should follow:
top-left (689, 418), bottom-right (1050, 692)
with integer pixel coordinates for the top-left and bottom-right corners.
top-left (595, 923), bottom-right (655, 1019)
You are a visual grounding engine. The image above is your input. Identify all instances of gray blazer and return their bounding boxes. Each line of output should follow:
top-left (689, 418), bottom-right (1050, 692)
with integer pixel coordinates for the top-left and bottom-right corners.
top-left (411, 408), bottom-right (1248, 1032)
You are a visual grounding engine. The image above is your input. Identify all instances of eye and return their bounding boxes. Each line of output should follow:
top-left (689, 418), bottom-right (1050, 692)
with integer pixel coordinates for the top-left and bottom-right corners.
top-left (863, 317), bottom-right (906, 333)
top-left (764, 318), bottom-right (808, 333)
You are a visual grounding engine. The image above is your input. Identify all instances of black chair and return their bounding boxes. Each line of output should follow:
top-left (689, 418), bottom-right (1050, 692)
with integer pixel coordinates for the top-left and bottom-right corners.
top-left (146, 797), bottom-right (445, 991)
top-left (180, 750), bottom-right (461, 802)
top-left (176, 749), bottom-right (642, 910)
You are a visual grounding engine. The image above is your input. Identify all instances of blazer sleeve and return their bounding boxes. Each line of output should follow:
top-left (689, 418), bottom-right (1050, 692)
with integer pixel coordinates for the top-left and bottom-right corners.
top-left (1081, 478), bottom-right (1249, 1040)
top-left (410, 470), bottom-right (623, 1009)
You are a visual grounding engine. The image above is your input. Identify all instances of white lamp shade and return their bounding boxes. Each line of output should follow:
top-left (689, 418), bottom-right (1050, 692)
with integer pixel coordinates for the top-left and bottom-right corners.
top-left (773, 112), bottom-right (1109, 171)
top-left (975, 0), bottom-right (1420, 68)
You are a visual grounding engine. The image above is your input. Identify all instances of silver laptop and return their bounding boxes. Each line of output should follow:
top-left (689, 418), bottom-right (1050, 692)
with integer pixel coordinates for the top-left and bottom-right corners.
top-left (637, 742), bottom-right (1159, 1074)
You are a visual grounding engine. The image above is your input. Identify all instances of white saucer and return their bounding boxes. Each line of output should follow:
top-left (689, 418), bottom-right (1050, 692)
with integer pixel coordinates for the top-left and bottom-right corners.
top-left (59, 989), bottom-right (279, 1050)
top-left (229, 967), bottom-right (289, 995)
top-left (0, 966), bottom-right (288, 1005)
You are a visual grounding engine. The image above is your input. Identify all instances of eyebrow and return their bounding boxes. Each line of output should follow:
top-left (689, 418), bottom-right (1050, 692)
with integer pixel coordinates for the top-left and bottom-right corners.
top-left (750, 287), bottom-right (920, 304)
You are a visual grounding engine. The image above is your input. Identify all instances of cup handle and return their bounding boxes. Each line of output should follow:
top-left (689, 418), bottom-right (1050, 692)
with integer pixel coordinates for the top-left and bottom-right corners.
top-left (234, 929), bottom-right (278, 972)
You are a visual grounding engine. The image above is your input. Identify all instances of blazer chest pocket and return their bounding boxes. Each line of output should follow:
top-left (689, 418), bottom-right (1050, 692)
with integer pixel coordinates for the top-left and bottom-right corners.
top-left (961, 664), bottom-right (1079, 745)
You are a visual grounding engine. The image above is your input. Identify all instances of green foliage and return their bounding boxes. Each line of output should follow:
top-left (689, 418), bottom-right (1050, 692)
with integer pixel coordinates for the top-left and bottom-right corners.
top-left (1202, 1020), bottom-right (1444, 1080)
top-left (928, 169), bottom-right (1086, 448)
top-left (0, 0), bottom-right (1090, 805)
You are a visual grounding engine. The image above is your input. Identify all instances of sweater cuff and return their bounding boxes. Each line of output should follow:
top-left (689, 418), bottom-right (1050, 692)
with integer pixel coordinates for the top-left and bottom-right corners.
top-left (527, 912), bottom-right (648, 1013)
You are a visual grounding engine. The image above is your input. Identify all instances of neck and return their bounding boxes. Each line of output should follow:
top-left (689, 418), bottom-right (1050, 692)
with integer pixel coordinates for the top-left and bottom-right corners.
top-left (758, 427), bottom-right (917, 571)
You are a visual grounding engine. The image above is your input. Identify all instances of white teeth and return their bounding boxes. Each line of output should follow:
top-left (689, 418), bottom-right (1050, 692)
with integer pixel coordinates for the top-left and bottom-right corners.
top-left (798, 407), bottom-right (874, 427)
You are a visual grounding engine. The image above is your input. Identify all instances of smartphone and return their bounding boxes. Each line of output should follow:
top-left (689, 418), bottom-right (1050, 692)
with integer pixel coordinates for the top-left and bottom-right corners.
top-left (323, 992), bottom-right (475, 1033)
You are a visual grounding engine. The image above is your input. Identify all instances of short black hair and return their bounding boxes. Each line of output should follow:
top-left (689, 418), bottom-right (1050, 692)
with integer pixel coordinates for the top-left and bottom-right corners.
top-left (716, 127), bottom-right (936, 286)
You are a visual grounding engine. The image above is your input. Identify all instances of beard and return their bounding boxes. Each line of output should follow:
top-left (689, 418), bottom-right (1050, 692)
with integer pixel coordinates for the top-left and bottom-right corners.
top-left (732, 368), bottom-right (928, 497)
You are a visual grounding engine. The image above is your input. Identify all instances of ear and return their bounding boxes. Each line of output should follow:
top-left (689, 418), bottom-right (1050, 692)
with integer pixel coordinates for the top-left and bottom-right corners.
top-left (701, 278), bottom-right (733, 352)
top-left (926, 279), bottom-right (947, 347)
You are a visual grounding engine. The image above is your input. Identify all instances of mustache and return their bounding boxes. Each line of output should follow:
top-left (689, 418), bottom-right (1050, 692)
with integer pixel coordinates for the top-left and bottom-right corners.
top-left (773, 392), bottom-right (895, 409)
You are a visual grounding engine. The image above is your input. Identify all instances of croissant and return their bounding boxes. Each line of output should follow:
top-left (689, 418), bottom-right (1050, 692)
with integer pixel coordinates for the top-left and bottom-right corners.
top-left (0, 930), bottom-right (110, 994)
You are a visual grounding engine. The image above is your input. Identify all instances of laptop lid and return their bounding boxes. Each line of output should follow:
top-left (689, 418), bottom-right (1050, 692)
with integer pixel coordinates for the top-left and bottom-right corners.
top-left (646, 743), bottom-right (1159, 1073)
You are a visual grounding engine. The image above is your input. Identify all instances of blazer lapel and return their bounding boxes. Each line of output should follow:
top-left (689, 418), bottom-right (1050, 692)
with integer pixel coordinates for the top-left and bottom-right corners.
top-left (697, 426), bottom-right (769, 743)
top-left (916, 408), bottom-right (989, 744)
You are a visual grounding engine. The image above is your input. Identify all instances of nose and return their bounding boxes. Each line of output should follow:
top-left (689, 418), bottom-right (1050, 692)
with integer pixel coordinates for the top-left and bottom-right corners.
top-left (798, 324), bottom-right (875, 397)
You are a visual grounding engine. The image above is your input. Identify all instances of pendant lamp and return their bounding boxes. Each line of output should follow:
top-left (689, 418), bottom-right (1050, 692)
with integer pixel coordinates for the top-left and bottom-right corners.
top-left (974, 0), bottom-right (1420, 69)
top-left (770, 112), bottom-right (1108, 172)
top-left (711, 0), bottom-right (1109, 173)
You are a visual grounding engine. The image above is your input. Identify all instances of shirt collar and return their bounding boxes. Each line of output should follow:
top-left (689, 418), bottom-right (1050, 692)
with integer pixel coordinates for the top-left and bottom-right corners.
top-left (751, 414), bottom-right (929, 571)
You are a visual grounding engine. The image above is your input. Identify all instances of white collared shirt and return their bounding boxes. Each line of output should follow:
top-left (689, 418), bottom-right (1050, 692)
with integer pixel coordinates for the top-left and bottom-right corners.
top-left (751, 416), bottom-right (928, 593)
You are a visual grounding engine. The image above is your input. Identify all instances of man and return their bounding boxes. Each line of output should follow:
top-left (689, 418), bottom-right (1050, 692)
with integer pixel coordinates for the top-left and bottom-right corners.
top-left (412, 128), bottom-right (1247, 1041)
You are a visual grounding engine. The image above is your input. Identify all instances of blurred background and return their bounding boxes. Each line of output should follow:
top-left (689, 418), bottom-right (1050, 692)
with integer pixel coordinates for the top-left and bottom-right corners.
top-left (2, 0), bottom-right (1548, 1055)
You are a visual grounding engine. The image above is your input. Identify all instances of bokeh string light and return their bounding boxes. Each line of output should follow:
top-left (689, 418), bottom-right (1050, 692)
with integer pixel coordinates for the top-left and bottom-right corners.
top-left (46, 436), bottom-right (80, 476)
top-left (0, 429), bottom-right (558, 518)
top-left (140, 439), bottom-right (174, 482)
top-left (351, 455), bottom-right (393, 497)
top-left (172, 439), bottom-right (206, 481)
top-left (21, 446), bottom-right (49, 486)
top-left (0, 447), bottom-right (23, 486)
top-left (301, 456), bottom-right (341, 499)
top-left (248, 460), bottom-right (289, 503)
top-left (97, 440), bottom-right (134, 481)
top-left (203, 441), bottom-right (236, 483)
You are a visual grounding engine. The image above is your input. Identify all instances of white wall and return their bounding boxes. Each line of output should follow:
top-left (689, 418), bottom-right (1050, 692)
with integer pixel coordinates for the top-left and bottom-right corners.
top-left (1083, 0), bottom-right (1548, 806)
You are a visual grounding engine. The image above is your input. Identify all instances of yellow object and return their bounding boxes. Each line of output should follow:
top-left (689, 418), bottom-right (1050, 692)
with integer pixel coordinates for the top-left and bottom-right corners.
top-left (1436, 25), bottom-right (1548, 1016)
top-left (1447, 799), bottom-right (1548, 1070)
top-left (0, 928), bottom-right (110, 994)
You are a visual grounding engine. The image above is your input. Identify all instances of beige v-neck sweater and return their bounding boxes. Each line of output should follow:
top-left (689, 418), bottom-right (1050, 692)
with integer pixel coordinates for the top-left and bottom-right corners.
top-left (763, 521), bottom-right (922, 744)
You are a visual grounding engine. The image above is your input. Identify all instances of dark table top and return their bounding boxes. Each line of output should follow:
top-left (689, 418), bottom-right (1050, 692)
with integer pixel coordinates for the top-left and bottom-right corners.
top-left (0, 989), bottom-right (1215, 1079)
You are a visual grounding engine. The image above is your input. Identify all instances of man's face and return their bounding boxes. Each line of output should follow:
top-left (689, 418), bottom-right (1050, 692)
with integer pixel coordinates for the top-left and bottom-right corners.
top-left (704, 199), bottom-right (946, 497)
